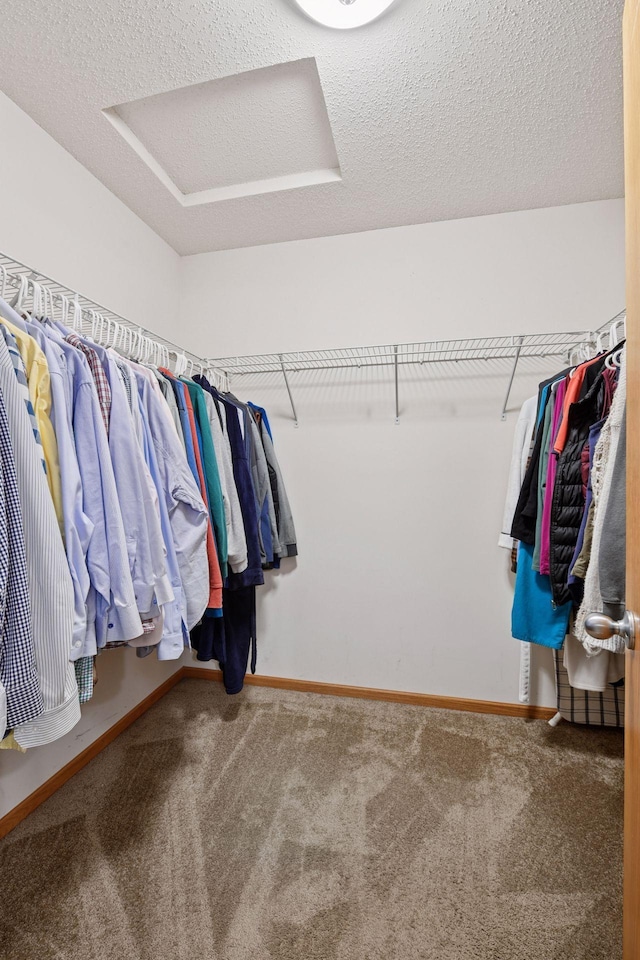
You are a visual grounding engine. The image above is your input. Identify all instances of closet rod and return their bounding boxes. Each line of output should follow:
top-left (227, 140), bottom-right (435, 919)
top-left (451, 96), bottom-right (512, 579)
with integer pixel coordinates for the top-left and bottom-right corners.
top-left (0, 251), bottom-right (227, 387)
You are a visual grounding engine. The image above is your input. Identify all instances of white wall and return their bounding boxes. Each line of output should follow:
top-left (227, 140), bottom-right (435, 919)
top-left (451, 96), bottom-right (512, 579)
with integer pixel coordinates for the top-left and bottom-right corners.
top-left (0, 92), bottom-right (183, 819)
top-left (0, 91), bottom-right (181, 335)
top-left (0, 87), bottom-right (626, 817)
top-left (179, 198), bottom-right (626, 708)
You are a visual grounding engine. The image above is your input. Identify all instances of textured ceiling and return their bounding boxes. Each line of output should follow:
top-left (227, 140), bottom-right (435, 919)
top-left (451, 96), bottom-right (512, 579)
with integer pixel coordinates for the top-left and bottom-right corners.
top-left (0, 0), bottom-right (624, 254)
top-left (104, 58), bottom-right (340, 203)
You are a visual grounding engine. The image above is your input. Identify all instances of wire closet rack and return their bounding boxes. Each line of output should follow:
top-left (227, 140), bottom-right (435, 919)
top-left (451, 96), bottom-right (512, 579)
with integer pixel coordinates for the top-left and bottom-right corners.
top-left (0, 251), bottom-right (228, 389)
top-left (209, 311), bottom-right (626, 425)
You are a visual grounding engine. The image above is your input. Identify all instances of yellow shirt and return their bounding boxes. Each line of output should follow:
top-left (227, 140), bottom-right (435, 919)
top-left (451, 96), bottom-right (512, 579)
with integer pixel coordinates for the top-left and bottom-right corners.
top-left (0, 317), bottom-right (63, 531)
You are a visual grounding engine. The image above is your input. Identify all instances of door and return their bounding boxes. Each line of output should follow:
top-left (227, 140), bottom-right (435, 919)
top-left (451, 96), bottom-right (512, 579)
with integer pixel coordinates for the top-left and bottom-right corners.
top-left (624, 1), bottom-right (640, 956)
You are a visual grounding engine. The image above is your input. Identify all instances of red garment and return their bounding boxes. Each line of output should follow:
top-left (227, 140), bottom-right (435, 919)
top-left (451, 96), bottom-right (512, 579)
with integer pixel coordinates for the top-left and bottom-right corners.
top-left (553, 355), bottom-right (602, 455)
top-left (181, 379), bottom-right (223, 611)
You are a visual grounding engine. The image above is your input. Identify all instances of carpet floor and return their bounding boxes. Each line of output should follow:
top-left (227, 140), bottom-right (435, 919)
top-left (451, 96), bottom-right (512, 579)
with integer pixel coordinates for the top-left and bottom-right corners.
top-left (0, 680), bottom-right (624, 960)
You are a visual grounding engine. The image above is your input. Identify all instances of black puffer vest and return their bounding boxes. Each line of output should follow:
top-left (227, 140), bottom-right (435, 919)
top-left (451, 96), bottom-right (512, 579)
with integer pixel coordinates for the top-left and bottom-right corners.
top-left (549, 373), bottom-right (605, 607)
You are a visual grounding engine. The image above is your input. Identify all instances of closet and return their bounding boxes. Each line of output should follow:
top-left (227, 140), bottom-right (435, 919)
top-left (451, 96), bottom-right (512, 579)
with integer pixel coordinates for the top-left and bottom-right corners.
top-left (0, 0), bottom-right (636, 958)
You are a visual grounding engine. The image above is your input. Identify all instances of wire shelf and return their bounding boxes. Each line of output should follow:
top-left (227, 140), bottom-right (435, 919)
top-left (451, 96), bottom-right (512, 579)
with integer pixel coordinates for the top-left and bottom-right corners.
top-left (208, 328), bottom-right (619, 376)
top-left (209, 312), bottom-right (626, 424)
top-left (0, 251), bottom-right (228, 389)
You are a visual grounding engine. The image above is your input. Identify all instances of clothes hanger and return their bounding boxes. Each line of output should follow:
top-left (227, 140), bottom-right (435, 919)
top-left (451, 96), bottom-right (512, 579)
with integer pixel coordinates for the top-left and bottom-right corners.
top-left (103, 315), bottom-right (114, 349)
top-left (89, 309), bottom-right (100, 342)
top-left (116, 323), bottom-right (128, 356)
top-left (12, 274), bottom-right (28, 312)
top-left (110, 320), bottom-right (121, 351)
top-left (609, 318), bottom-right (625, 348)
top-left (595, 331), bottom-right (609, 354)
top-left (174, 352), bottom-right (187, 376)
top-left (72, 295), bottom-right (82, 332)
top-left (133, 328), bottom-right (144, 362)
top-left (28, 279), bottom-right (43, 321)
top-left (605, 346), bottom-right (624, 369)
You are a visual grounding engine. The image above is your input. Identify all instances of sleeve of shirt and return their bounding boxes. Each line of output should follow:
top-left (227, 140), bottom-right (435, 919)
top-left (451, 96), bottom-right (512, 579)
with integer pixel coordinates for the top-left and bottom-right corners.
top-left (499, 395), bottom-right (537, 549)
top-left (72, 374), bottom-right (143, 646)
top-left (142, 380), bottom-right (209, 631)
top-left (156, 373), bottom-right (185, 447)
top-left (248, 415), bottom-right (276, 563)
top-left (260, 424), bottom-right (298, 558)
top-left (44, 343), bottom-right (93, 658)
top-left (104, 352), bottom-right (173, 616)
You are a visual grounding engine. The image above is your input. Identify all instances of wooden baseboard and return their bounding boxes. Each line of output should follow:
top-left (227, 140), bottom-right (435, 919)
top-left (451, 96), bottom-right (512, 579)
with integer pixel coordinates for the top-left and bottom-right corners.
top-left (0, 670), bottom-right (182, 841)
top-left (183, 666), bottom-right (556, 720)
top-left (0, 666), bottom-right (554, 841)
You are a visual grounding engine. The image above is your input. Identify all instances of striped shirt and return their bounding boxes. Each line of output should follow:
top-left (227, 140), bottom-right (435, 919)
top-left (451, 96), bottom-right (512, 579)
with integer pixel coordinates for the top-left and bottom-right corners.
top-left (0, 318), bottom-right (63, 530)
top-left (0, 325), bottom-right (46, 474)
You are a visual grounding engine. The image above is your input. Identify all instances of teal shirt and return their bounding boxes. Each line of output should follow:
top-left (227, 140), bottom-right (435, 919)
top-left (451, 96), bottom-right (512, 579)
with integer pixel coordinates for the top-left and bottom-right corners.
top-left (181, 378), bottom-right (228, 580)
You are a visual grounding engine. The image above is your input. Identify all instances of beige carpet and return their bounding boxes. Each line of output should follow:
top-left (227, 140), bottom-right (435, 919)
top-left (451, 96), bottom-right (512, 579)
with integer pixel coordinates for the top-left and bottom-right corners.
top-left (0, 680), bottom-right (624, 960)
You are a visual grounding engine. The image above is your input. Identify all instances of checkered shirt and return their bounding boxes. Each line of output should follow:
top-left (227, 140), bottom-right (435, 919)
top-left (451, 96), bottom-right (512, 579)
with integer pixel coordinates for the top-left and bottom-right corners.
top-left (65, 334), bottom-right (111, 434)
top-left (0, 384), bottom-right (44, 728)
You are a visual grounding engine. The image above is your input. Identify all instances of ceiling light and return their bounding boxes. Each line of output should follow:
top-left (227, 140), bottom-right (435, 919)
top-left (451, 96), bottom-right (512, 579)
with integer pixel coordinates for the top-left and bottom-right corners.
top-left (292, 0), bottom-right (399, 30)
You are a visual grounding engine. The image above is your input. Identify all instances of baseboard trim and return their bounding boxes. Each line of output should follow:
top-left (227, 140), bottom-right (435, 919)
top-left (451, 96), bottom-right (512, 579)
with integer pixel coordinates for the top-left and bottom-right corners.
top-left (0, 670), bottom-right (182, 841)
top-left (183, 667), bottom-right (556, 720)
top-left (0, 666), bottom-right (554, 841)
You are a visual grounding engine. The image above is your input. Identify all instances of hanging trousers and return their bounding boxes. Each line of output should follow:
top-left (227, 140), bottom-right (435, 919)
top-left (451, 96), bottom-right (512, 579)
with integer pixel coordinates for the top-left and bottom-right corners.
top-left (191, 585), bottom-right (256, 695)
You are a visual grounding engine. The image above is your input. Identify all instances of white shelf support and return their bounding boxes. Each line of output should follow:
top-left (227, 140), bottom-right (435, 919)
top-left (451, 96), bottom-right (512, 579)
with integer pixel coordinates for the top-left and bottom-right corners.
top-left (501, 336), bottom-right (524, 421)
top-left (279, 354), bottom-right (299, 427)
top-left (394, 344), bottom-right (400, 424)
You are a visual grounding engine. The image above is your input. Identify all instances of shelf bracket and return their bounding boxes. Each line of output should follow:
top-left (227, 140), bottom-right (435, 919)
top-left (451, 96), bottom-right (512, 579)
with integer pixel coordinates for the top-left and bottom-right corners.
top-left (501, 336), bottom-right (524, 421)
top-left (279, 354), bottom-right (299, 427)
top-left (394, 345), bottom-right (400, 424)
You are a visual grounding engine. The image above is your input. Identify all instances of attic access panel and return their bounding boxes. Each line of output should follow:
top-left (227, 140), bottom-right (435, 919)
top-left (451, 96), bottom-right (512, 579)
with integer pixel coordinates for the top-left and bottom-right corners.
top-left (103, 58), bottom-right (341, 206)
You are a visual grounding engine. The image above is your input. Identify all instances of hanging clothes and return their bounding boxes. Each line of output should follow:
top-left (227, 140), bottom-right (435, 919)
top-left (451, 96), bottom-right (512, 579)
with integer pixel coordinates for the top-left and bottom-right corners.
top-left (575, 351), bottom-right (627, 654)
top-left (503, 339), bottom-right (626, 701)
top-left (0, 276), bottom-right (299, 747)
top-left (0, 324), bottom-right (78, 747)
top-left (0, 264), bottom-right (297, 749)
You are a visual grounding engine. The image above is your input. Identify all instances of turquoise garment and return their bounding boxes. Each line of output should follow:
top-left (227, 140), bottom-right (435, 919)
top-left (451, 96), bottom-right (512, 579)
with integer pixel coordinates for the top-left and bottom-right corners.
top-left (181, 378), bottom-right (228, 580)
top-left (535, 383), bottom-right (551, 430)
top-left (511, 541), bottom-right (571, 649)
